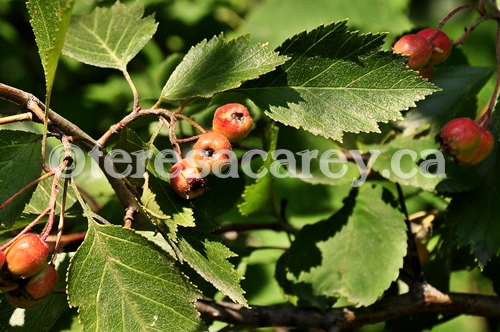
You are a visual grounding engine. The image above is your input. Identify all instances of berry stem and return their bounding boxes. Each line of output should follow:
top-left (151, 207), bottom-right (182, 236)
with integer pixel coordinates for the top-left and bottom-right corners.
top-left (437, 3), bottom-right (485, 33)
top-left (477, 21), bottom-right (500, 129)
top-left (51, 176), bottom-right (70, 263)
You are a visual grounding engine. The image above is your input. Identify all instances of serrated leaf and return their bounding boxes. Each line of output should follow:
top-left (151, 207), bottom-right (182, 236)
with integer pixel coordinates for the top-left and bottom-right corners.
top-left (62, 2), bottom-right (158, 70)
top-left (0, 253), bottom-right (72, 332)
top-left (143, 214), bottom-right (247, 307)
top-left (448, 116), bottom-right (500, 267)
top-left (176, 217), bottom-right (247, 306)
top-left (400, 66), bottom-right (494, 135)
top-left (238, 122), bottom-right (279, 216)
top-left (239, 21), bottom-right (438, 142)
top-left (0, 130), bottom-right (43, 227)
top-left (67, 220), bottom-right (205, 332)
top-left (27, 0), bottom-right (74, 96)
top-left (160, 34), bottom-right (288, 101)
top-left (280, 185), bottom-right (407, 308)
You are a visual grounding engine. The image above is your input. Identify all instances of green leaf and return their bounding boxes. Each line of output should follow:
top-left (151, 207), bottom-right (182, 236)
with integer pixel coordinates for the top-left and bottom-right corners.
top-left (0, 130), bottom-right (43, 227)
top-left (239, 21), bottom-right (438, 142)
top-left (276, 125), bottom-right (361, 186)
top-left (176, 217), bottom-right (247, 306)
top-left (62, 2), bottom-right (158, 70)
top-left (67, 220), bottom-right (205, 332)
top-left (280, 185), bottom-right (407, 308)
top-left (0, 253), bottom-right (72, 332)
top-left (238, 122), bottom-right (279, 216)
top-left (400, 66), bottom-right (494, 136)
top-left (160, 34), bottom-right (288, 101)
top-left (27, 0), bottom-right (75, 97)
top-left (363, 128), bottom-right (444, 191)
top-left (23, 175), bottom-right (77, 215)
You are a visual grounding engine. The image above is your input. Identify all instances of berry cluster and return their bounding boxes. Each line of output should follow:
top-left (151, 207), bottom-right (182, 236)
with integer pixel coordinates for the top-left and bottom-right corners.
top-left (0, 233), bottom-right (58, 308)
top-left (392, 28), bottom-right (452, 80)
top-left (439, 118), bottom-right (495, 166)
top-left (170, 103), bottom-right (253, 199)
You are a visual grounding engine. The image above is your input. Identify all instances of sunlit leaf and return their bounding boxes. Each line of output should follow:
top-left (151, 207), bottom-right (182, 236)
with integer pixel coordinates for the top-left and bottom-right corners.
top-left (62, 2), bottom-right (157, 70)
top-left (160, 34), bottom-right (288, 101)
top-left (279, 185), bottom-right (407, 308)
top-left (68, 220), bottom-right (205, 332)
top-left (239, 21), bottom-right (438, 142)
top-left (27, 0), bottom-right (74, 97)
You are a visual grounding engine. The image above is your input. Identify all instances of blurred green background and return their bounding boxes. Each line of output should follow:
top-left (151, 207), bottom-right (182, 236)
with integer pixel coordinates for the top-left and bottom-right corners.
top-left (0, 0), bottom-right (498, 331)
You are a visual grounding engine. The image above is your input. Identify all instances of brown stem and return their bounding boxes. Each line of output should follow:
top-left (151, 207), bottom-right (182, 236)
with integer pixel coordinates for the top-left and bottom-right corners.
top-left (213, 221), bottom-right (298, 236)
top-left (0, 207), bottom-right (51, 251)
top-left (0, 112), bottom-right (33, 125)
top-left (195, 283), bottom-right (500, 331)
top-left (0, 83), bottom-right (146, 229)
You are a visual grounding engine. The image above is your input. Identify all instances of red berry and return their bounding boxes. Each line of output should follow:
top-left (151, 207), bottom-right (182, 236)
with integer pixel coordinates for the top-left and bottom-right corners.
top-left (192, 131), bottom-right (232, 173)
top-left (439, 118), bottom-right (482, 156)
top-left (5, 234), bottom-right (49, 278)
top-left (24, 264), bottom-right (58, 299)
top-left (0, 251), bottom-right (4, 269)
top-left (212, 103), bottom-right (253, 142)
top-left (417, 28), bottom-right (452, 64)
top-left (5, 289), bottom-right (43, 308)
top-left (393, 34), bottom-right (433, 70)
top-left (169, 159), bottom-right (206, 199)
top-left (455, 129), bottom-right (495, 166)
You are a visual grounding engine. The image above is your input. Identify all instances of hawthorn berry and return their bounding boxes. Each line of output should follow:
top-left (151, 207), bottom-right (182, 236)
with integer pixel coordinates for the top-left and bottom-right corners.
top-left (212, 103), bottom-right (253, 142)
top-left (455, 129), bottom-right (494, 166)
top-left (392, 34), bottom-right (433, 70)
top-left (0, 251), bottom-right (4, 269)
top-left (170, 158), bottom-right (206, 199)
top-left (418, 63), bottom-right (434, 81)
top-left (417, 28), bottom-right (452, 64)
top-left (24, 264), bottom-right (58, 299)
top-left (439, 118), bottom-right (482, 156)
top-left (5, 233), bottom-right (49, 278)
top-left (192, 131), bottom-right (232, 173)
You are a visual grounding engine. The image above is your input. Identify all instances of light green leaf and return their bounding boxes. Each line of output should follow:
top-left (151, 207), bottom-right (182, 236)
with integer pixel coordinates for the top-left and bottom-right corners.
top-left (62, 1), bottom-right (158, 70)
top-left (176, 217), bottom-right (247, 306)
top-left (280, 185), bottom-right (407, 308)
top-left (0, 130), bottom-right (43, 228)
top-left (23, 175), bottom-right (77, 215)
top-left (160, 34), bottom-right (288, 101)
top-left (239, 21), bottom-right (438, 142)
top-left (67, 220), bottom-right (205, 332)
top-left (27, 0), bottom-right (75, 96)
top-left (238, 122), bottom-right (279, 216)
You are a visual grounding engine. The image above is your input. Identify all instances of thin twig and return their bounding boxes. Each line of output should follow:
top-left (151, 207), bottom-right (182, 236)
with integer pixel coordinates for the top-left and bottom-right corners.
top-left (0, 112), bottom-right (33, 125)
